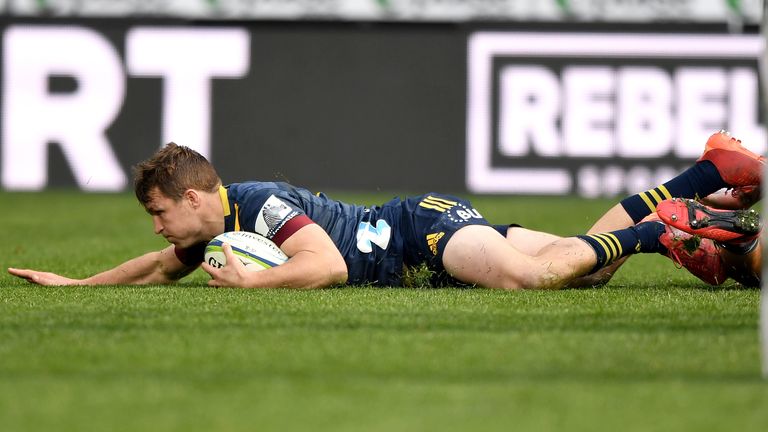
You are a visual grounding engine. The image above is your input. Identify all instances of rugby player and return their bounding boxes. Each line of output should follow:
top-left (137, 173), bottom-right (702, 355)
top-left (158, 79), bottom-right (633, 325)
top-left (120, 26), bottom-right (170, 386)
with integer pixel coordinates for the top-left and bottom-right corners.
top-left (7, 131), bottom-right (763, 289)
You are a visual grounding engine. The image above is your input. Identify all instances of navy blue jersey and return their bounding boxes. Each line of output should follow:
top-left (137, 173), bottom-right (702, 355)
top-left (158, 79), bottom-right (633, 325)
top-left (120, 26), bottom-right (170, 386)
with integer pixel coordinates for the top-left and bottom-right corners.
top-left (178, 181), bottom-right (506, 286)
top-left (223, 182), bottom-right (405, 285)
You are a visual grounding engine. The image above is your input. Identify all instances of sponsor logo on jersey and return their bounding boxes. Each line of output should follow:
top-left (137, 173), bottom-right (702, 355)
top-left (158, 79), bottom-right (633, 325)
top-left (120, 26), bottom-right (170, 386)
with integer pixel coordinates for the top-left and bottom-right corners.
top-left (254, 195), bottom-right (299, 239)
top-left (356, 219), bottom-right (391, 253)
top-left (426, 232), bottom-right (445, 256)
top-left (447, 203), bottom-right (483, 223)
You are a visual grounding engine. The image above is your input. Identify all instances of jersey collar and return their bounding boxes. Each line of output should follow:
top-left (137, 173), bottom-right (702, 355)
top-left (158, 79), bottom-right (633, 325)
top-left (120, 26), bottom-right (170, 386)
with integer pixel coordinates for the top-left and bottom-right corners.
top-left (219, 185), bottom-right (241, 232)
top-left (218, 185), bottom-right (231, 217)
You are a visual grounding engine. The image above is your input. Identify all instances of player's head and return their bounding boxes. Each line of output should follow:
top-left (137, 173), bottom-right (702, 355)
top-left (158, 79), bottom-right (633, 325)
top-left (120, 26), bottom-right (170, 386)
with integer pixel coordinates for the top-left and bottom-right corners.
top-left (133, 142), bottom-right (222, 206)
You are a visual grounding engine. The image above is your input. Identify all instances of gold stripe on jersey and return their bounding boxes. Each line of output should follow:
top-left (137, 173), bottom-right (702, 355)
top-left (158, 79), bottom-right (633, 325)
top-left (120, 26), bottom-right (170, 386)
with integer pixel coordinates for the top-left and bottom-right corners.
top-left (425, 195), bottom-right (457, 206)
top-left (218, 186), bottom-right (231, 217)
top-left (234, 203), bottom-right (241, 231)
top-left (419, 196), bottom-right (457, 212)
top-left (419, 202), bottom-right (450, 212)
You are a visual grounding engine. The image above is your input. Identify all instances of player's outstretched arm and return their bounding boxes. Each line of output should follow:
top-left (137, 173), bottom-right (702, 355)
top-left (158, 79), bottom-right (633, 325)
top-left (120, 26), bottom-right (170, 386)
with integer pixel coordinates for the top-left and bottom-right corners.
top-left (8, 245), bottom-right (196, 286)
top-left (202, 224), bottom-right (348, 289)
top-left (7, 268), bottom-right (84, 286)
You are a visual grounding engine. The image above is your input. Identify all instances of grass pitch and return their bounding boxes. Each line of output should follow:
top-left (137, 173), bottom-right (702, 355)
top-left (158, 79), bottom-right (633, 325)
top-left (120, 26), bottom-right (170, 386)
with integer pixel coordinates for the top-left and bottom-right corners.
top-left (0, 191), bottom-right (766, 432)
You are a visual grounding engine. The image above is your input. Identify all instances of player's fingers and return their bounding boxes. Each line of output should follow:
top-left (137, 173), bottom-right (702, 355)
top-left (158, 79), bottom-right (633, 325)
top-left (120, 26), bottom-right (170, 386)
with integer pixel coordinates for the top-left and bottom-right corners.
top-left (8, 268), bottom-right (38, 284)
top-left (221, 242), bottom-right (236, 261)
top-left (220, 243), bottom-right (245, 269)
top-left (200, 262), bottom-right (219, 277)
top-left (7, 267), bottom-right (27, 277)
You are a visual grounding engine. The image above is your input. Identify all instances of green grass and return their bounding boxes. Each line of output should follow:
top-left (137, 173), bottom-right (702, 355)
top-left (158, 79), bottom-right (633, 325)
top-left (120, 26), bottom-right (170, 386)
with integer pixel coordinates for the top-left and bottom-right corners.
top-left (0, 192), bottom-right (766, 432)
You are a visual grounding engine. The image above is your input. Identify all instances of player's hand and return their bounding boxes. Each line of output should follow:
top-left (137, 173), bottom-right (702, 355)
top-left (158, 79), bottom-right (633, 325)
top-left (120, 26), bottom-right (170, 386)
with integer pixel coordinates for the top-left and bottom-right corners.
top-left (7, 268), bottom-right (84, 286)
top-left (201, 243), bottom-right (249, 288)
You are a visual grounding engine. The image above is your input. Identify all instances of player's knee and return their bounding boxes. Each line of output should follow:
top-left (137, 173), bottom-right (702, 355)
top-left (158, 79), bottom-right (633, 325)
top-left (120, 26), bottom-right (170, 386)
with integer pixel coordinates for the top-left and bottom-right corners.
top-left (497, 266), bottom-right (568, 290)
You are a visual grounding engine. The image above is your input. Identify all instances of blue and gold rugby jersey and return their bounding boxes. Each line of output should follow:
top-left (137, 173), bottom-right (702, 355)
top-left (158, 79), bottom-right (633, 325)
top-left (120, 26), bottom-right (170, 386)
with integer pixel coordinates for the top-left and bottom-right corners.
top-left (221, 182), bottom-right (405, 286)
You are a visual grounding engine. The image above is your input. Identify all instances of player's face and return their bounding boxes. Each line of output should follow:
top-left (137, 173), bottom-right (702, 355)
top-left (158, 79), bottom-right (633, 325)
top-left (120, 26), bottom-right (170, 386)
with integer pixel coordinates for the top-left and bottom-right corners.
top-left (144, 188), bottom-right (203, 248)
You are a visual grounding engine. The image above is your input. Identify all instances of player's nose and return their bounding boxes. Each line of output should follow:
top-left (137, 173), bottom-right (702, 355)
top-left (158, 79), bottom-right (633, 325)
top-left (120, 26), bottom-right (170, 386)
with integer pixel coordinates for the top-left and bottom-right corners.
top-left (152, 216), bottom-right (163, 234)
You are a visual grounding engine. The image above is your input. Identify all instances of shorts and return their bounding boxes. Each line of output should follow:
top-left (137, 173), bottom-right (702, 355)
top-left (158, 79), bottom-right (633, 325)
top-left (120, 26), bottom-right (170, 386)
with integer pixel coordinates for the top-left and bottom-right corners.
top-left (400, 193), bottom-right (509, 275)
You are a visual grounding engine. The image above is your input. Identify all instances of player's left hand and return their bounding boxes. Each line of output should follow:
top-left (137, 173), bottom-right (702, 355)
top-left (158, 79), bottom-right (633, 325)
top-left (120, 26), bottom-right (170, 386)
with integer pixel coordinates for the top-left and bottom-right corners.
top-left (201, 242), bottom-right (249, 288)
top-left (7, 268), bottom-right (84, 286)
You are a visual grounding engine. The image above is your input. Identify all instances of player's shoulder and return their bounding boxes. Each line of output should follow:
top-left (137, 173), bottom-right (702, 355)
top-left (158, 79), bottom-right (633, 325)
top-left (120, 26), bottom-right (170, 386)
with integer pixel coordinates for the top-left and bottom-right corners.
top-left (228, 181), bottom-right (304, 195)
top-left (226, 181), bottom-right (309, 213)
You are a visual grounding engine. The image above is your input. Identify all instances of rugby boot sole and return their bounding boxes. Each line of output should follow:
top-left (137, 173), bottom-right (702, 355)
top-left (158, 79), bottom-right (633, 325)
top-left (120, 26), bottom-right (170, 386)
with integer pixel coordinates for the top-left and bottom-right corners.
top-left (657, 198), bottom-right (760, 243)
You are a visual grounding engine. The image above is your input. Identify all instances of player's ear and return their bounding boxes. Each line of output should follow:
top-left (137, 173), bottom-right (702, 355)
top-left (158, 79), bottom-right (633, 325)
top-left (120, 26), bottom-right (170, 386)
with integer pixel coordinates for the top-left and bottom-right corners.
top-left (184, 189), bottom-right (202, 209)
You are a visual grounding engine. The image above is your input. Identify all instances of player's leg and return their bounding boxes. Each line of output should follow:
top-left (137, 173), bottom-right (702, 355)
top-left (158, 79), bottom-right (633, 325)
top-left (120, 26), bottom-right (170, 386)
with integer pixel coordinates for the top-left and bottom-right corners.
top-left (443, 222), bottom-right (667, 290)
top-left (570, 131), bottom-right (763, 286)
top-left (619, 131), bottom-right (764, 224)
top-left (498, 225), bottom-right (625, 287)
top-left (587, 131), bottom-right (763, 234)
top-left (503, 226), bottom-right (563, 255)
top-left (499, 224), bottom-right (634, 288)
top-left (700, 185), bottom-right (761, 210)
top-left (442, 225), bottom-right (595, 289)
top-left (500, 129), bottom-right (761, 260)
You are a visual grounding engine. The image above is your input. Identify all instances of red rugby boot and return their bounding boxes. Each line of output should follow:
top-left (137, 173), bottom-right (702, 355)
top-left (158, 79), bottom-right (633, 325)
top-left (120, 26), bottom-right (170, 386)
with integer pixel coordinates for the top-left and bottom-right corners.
top-left (697, 130), bottom-right (765, 188)
top-left (641, 213), bottom-right (726, 285)
top-left (657, 198), bottom-right (760, 243)
top-left (659, 226), bottom-right (726, 286)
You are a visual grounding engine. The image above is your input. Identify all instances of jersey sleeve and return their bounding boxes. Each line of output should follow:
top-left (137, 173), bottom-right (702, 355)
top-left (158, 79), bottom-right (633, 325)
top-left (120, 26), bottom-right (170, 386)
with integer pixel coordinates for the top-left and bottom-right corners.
top-left (174, 242), bottom-right (206, 267)
top-left (244, 190), bottom-right (314, 247)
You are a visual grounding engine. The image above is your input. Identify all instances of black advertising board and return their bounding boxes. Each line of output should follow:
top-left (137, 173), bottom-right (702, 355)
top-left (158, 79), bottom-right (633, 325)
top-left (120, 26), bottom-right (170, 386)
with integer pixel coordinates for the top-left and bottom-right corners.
top-left (0, 20), bottom-right (762, 195)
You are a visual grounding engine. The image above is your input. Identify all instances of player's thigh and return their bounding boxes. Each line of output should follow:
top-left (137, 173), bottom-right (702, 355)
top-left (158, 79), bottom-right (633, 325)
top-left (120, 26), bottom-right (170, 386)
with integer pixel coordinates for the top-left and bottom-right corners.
top-left (443, 225), bottom-right (535, 289)
top-left (505, 227), bottom-right (562, 256)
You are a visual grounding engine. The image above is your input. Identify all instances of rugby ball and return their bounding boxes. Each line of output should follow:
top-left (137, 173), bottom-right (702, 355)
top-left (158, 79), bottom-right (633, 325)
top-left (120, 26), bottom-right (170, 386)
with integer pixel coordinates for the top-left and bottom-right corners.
top-left (204, 231), bottom-right (288, 272)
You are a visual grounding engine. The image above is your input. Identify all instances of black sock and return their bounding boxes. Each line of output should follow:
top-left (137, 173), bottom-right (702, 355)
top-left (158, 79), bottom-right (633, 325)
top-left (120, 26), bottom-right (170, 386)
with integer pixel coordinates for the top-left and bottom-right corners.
top-left (619, 161), bottom-right (727, 223)
top-left (578, 222), bottom-right (667, 273)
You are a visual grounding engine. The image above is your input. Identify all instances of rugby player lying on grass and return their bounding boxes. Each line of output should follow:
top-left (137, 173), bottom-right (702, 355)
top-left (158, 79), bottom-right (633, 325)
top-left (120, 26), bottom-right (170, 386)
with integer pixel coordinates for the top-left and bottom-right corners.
top-left (8, 131), bottom-right (762, 289)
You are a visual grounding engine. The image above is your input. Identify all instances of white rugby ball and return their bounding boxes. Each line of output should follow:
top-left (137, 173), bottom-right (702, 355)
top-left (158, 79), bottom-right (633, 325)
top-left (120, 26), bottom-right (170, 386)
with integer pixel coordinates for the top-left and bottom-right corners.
top-left (204, 231), bottom-right (288, 272)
